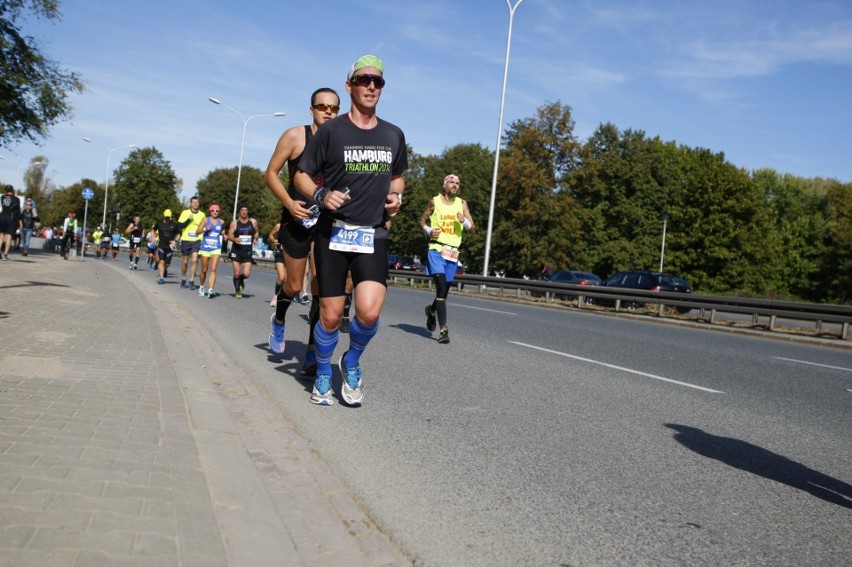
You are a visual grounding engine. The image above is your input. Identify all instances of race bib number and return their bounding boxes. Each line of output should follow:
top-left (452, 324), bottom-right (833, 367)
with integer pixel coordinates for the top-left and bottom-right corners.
top-left (239, 235), bottom-right (252, 245)
top-left (132, 237), bottom-right (141, 244)
top-left (329, 221), bottom-right (375, 253)
top-left (440, 244), bottom-right (459, 262)
top-left (188, 231), bottom-right (197, 238)
top-left (204, 235), bottom-right (220, 248)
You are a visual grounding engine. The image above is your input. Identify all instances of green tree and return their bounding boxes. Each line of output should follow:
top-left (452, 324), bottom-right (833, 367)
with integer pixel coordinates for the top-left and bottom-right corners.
top-left (20, 155), bottom-right (49, 202)
top-left (111, 147), bottom-right (180, 231)
top-left (823, 180), bottom-right (852, 303)
top-left (0, 0), bottom-right (84, 145)
top-left (752, 169), bottom-right (830, 299)
top-left (489, 101), bottom-right (582, 277)
top-left (42, 177), bottom-right (101, 229)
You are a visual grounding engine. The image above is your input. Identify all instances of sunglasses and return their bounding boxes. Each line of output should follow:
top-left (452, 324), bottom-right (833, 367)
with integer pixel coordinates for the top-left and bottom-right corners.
top-left (312, 103), bottom-right (340, 113)
top-left (209, 209), bottom-right (220, 213)
top-left (350, 74), bottom-right (385, 89)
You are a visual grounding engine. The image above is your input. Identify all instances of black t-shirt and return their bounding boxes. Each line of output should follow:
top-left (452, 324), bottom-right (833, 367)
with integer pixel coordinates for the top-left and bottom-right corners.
top-left (298, 115), bottom-right (408, 231)
top-left (0, 194), bottom-right (21, 221)
top-left (154, 220), bottom-right (180, 244)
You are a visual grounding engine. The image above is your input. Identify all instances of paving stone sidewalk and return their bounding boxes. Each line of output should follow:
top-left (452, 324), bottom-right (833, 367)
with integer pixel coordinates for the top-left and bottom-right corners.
top-left (0, 251), bottom-right (410, 567)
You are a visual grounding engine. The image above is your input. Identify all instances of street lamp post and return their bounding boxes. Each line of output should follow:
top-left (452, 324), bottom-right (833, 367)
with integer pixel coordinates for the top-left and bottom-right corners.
top-left (83, 138), bottom-right (136, 228)
top-left (208, 97), bottom-right (285, 219)
top-left (482, 0), bottom-right (525, 277)
top-left (659, 214), bottom-right (669, 273)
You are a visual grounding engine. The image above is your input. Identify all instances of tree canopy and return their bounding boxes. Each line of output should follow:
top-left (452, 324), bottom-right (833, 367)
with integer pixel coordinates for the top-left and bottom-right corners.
top-left (0, 0), bottom-right (84, 145)
top-left (111, 147), bottom-right (180, 231)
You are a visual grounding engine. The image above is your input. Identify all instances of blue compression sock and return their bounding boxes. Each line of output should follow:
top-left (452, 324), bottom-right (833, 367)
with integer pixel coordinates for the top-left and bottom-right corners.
top-left (313, 323), bottom-right (340, 376)
top-left (344, 317), bottom-right (379, 368)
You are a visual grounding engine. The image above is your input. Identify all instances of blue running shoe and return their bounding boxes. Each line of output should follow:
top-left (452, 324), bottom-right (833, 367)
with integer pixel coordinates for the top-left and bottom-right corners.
top-left (338, 351), bottom-right (363, 406)
top-left (310, 373), bottom-right (334, 406)
top-left (158, 278), bottom-right (165, 285)
top-left (300, 350), bottom-right (317, 378)
top-left (268, 313), bottom-right (285, 353)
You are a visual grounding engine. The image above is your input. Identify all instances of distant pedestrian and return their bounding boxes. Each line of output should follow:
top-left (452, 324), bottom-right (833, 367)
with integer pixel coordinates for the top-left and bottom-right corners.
top-left (268, 222), bottom-right (287, 306)
top-left (178, 195), bottom-right (205, 290)
top-left (124, 215), bottom-right (145, 269)
top-left (19, 198), bottom-right (38, 257)
top-left (109, 228), bottom-right (121, 261)
top-left (154, 209), bottom-right (180, 285)
top-left (225, 205), bottom-right (257, 299)
top-left (197, 203), bottom-right (224, 298)
top-left (0, 185), bottom-right (22, 260)
top-left (419, 173), bottom-right (475, 344)
top-left (60, 211), bottom-right (78, 260)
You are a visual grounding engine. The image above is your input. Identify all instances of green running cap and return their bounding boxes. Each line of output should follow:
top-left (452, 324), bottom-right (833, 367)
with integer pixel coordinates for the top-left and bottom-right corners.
top-left (348, 55), bottom-right (384, 80)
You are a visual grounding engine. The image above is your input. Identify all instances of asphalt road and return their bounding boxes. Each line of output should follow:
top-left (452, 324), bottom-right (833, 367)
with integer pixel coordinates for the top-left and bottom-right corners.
top-left (139, 263), bottom-right (852, 567)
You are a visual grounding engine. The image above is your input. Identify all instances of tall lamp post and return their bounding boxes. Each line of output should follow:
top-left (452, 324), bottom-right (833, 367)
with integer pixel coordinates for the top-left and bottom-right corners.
top-left (83, 138), bottom-right (136, 228)
top-left (208, 98), bottom-right (285, 219)
top-left (659, 214), bottom-right (669, 273)
top-left (483, 0), bottom-right (525, 277)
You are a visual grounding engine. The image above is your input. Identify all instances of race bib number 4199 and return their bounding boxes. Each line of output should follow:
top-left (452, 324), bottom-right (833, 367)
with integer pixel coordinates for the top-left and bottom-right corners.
top-left (329, 221), bottom-right (375, 253)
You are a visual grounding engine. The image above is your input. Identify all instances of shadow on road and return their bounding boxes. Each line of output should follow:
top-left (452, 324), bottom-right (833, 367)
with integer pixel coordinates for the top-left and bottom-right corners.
top-left (664, 423), bottom-right (852, 509)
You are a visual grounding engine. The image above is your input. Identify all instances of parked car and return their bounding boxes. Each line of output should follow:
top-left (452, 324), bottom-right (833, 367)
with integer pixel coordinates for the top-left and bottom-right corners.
top-left (599, 270), bottom-right (693, 312)
top-left (387, 254), bottom-right (418, 270)
top-left (531, 269), bottom-right (601, 298)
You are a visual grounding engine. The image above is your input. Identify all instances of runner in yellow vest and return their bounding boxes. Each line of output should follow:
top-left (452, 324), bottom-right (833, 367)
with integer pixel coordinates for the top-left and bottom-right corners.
top-left (418, 173), bottom-right (475, 344)
top-left (177, 195), bottom-right (205, 290)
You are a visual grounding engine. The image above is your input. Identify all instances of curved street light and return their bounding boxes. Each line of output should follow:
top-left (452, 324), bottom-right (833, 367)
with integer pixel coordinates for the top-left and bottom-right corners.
top-left (83, 138), bottom-right (136, 228)
top-left (483, 0), bottom-right (525, 277)
top-left (209, 97), bottom-right (285, 219)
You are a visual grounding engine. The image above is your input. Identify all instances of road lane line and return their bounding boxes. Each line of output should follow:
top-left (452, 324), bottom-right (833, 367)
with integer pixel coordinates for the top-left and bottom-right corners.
top-left (773, 357), bottom-right (852, 372)
top-left (509, 341), bottom-right (724, 394)
top-left (454, 304), bottom-right (518, 316)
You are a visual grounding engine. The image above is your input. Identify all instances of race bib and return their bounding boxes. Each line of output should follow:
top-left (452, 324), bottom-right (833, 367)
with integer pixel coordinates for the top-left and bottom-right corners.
top-left (239, 235), bottom-right (252, 245)
top-left (204, 235), bottom-right (220, 247)
top-left (188, 231), bottom-right (197, 238)
top-left (329, 220), bottom-right (375, 253)
top-left (440, 244), bottom-right (459, 262)
top-left (132, 237), bottom-right (141, 244)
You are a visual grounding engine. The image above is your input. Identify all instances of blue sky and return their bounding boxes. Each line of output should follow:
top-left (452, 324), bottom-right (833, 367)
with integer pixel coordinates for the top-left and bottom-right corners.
top-left (2, 0), bottom-right (852, 200)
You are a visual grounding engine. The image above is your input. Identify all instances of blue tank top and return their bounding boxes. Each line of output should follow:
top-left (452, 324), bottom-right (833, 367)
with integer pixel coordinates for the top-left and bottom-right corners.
top-left (200, 218), bottom-right (224, 253)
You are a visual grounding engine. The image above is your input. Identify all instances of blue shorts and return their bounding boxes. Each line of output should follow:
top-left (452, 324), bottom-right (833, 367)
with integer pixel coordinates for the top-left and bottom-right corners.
top-left (426, 249), bottom-right (457, 283)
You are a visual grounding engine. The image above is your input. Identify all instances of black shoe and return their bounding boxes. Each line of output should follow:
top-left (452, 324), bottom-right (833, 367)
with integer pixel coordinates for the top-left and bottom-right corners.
top-left (438, 328), bottom-right (450, 344)
top-left (425, 305), bottom-right (436, 332)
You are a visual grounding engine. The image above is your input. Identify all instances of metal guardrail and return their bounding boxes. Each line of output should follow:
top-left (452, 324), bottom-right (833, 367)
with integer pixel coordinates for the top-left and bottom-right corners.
top-left (387, 270), bottom-right (852, 340)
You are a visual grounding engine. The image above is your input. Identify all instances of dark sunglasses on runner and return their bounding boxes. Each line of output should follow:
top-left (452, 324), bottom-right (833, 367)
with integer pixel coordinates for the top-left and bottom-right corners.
top-left (349, 74), bottom-right (385, 89)
top-left (312, 103), bottom-right (340, 113)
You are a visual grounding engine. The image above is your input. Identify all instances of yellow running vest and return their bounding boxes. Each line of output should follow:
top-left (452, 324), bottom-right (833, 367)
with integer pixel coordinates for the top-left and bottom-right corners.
top-left (428, 195), bottom-right (464, 252)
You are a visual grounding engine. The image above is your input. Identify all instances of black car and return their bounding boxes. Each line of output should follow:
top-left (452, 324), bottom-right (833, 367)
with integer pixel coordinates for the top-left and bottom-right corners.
top-left (600, 270), bottom-right (693, 312)
top-left (531, 269), bottom-right (601, 298)
top-left (550, 270), bottom-right (602, 286)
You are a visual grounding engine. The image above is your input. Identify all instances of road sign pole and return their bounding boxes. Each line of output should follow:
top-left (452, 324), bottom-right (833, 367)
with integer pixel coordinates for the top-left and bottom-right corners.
top-left (81, 187), bottom-right (95, 260)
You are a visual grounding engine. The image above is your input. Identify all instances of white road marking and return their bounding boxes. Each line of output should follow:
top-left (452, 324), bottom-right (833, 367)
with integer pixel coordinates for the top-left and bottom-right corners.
top-left (454, 304), bottom-right (517, 316)
top-left (773, 357), bottom-right (852, 372)
top-left (509, 341), bottom-right (725, 394)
